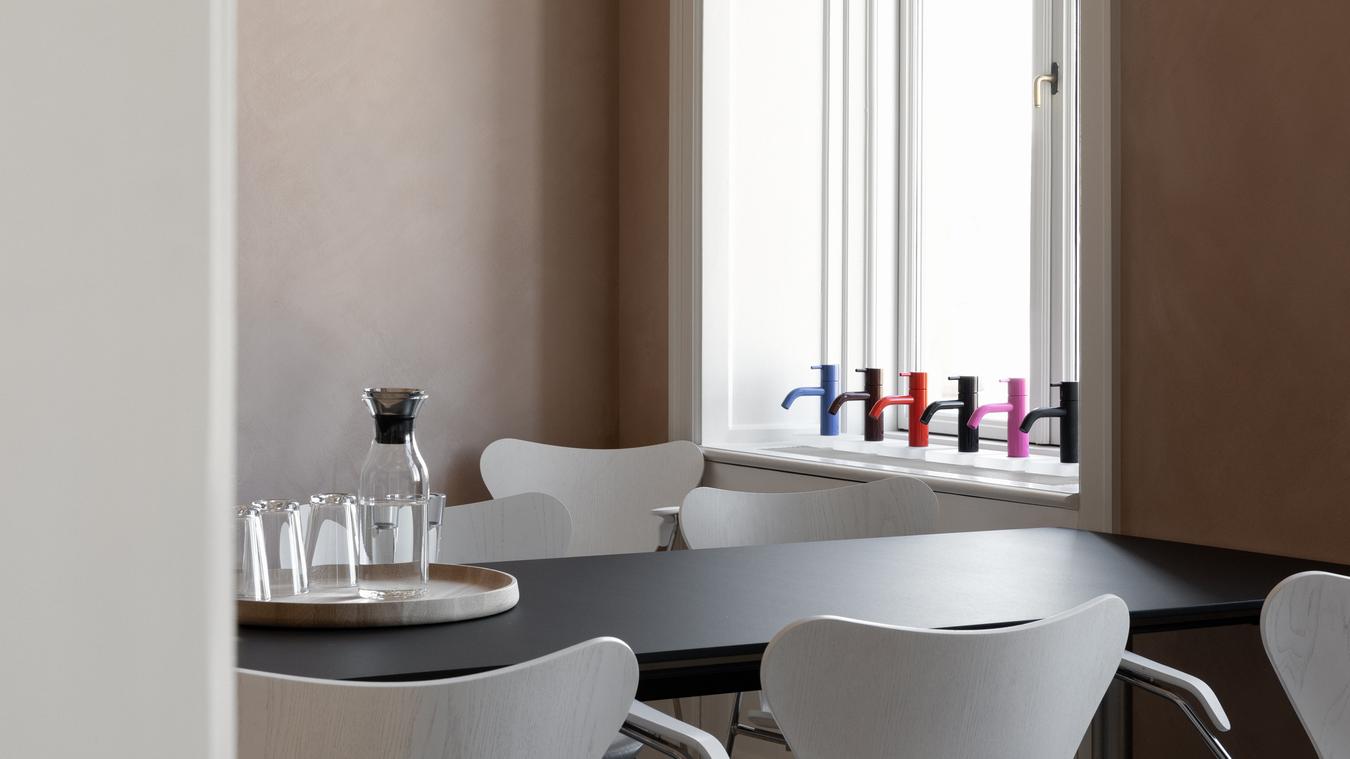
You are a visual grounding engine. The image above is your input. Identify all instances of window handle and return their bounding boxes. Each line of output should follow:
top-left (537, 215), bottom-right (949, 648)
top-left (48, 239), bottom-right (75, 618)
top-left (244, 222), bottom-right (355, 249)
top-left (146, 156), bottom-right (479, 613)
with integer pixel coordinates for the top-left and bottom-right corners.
top-left (1034, 62), bottom-right (1059, 108)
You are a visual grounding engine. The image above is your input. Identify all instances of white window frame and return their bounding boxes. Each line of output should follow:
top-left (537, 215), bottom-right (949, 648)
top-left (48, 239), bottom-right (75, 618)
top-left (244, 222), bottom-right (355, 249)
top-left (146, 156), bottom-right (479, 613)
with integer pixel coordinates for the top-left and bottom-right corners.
top-left (668, 0), bottom-right (1114, 531)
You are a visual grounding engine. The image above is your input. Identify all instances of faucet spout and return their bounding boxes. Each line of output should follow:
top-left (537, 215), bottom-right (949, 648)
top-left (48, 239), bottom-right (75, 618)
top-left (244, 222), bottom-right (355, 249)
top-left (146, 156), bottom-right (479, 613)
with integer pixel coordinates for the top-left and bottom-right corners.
top-left (827, 391), bottom-right (871, 416)
top-left (781, 386), bottom-right (824, 410)
top-left (967, 402), bottom-right (1014, 429)
top-left (919, 398), bottom-right (964, 426)
top-left (1019, 405), bottom-right (1066, 433)
top-left (868, 395), bottom-right (914, 419)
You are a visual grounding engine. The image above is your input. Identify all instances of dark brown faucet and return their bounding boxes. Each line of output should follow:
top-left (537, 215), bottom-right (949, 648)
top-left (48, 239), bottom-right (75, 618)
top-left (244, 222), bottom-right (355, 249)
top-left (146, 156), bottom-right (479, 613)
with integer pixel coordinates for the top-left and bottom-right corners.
top-left (828, 368), bottom-right (885, 441)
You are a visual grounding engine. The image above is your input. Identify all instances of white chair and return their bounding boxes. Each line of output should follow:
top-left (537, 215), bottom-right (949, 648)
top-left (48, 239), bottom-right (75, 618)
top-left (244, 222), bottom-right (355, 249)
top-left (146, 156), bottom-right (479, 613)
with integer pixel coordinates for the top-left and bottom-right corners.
top-left (1261, 571), bottom-right (1350, 758)
top-left (238, 636), bottom-right (726, 759)
top-left (680, 477), bottom-right (939, 751)
top-left (681, 480), bottom-right (1232, 757)
top-left (760, 596), bottom-right (1130, 758)
top-left (480, 438), bottom-right (704, 556)
top-left (679, 476), bottom-right (939, 551)
top-left (429, 486), bottom-right (710, 759)
top-left (436, 491), bottom-right (571, 564)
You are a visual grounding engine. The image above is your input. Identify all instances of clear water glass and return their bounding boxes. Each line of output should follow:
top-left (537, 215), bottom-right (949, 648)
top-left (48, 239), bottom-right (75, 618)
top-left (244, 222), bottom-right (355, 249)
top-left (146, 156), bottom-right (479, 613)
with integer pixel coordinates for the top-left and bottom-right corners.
top-left (427, 492), bottom-right (447, 564)
top-left (305, 493), bottom-right (359, 590)
top-left (234, 504), bottom-right (270, 601)
top-left (253, 499), bottom-right (309, 597)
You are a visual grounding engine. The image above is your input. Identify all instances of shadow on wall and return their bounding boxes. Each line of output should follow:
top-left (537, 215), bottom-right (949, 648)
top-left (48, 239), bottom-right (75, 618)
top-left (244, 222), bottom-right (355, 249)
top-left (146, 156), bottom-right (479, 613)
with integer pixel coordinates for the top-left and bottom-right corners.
top-left (236, 0), bottom-right (620, 507)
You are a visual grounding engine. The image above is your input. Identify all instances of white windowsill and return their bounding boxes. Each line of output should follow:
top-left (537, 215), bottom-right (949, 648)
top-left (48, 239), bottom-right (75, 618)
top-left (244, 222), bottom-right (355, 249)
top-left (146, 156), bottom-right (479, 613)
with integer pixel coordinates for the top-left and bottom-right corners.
top-left (701, 432), bottom-right (1079, 510)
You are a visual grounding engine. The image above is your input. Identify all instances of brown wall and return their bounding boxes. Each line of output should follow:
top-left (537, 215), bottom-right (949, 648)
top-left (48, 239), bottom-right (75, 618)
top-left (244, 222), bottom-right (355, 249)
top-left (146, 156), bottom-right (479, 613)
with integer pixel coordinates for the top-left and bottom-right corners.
top-left (237, 0), bottom-right (630, 504)
top-left (617, 2), bottom-right (670, 446)
top-left (1119, 1), bottom-right (1350, 755)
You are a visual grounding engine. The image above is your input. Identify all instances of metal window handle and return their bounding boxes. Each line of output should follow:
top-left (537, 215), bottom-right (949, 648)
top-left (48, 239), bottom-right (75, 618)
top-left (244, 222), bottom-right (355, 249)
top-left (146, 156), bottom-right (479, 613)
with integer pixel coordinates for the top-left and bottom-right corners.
top-left (1034, 61), bottom-right (1059, 108)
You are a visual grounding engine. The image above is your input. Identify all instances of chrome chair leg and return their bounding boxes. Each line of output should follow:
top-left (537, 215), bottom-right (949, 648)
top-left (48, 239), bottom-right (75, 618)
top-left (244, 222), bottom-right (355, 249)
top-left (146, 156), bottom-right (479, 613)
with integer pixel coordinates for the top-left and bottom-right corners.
top-left (725, 690), bottom-right (790, 753)
top-left (662, 516), bottom-right (680, 551)
top-left (726, 691), bottom-right (740, 754)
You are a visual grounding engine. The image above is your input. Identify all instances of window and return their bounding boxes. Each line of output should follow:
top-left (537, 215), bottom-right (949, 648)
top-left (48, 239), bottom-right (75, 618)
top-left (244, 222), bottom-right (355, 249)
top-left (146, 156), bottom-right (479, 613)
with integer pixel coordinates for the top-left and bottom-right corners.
top-left (902, 0), bottom-right (1077, 444)
top-left (698, 0), bottom-right (1077, 450)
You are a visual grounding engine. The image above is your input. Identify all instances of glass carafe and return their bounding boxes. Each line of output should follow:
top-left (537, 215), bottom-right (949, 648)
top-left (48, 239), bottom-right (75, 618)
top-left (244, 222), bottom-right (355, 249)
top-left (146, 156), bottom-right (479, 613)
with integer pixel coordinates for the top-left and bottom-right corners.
top-left (357, 387), bottom-right (430, 600)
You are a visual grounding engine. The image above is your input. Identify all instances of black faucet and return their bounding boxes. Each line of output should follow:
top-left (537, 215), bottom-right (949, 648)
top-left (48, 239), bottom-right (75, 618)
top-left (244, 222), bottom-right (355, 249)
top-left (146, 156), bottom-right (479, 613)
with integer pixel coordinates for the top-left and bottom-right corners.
top-left (1020, 381), bottom-right (1079, 463)
top-left (920, 376), bottom-right (980, 452)
top-left (827, 368), bottom-right (885, 442)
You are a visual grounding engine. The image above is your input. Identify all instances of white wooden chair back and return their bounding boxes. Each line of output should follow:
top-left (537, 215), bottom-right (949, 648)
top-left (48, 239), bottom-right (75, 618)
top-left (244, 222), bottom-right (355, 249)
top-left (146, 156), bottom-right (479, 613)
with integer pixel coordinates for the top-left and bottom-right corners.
top-left (760, 596), bottom-right (1129, 759)
top-left (679, 476), bottom-right (938, 550)
top-left (238, 637), bottom-right (638, 759)
top-left (480, 438), bottom-right (704, 556)
top-left (437, 492), bottom-right (571, 564)
top-left (1261, 571), bottom-right (1350, 757)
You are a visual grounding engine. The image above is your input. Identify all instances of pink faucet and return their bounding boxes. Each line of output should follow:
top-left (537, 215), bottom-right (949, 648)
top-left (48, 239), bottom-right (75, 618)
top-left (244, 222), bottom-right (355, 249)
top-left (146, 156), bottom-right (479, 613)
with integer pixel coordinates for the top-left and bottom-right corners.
top-left (967, 378), bottom-right (1029, 458)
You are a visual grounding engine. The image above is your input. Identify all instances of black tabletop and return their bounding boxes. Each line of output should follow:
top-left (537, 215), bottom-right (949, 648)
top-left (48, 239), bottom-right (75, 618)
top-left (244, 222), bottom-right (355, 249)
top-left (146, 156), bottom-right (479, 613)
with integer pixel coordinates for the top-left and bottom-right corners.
top-left (237, 528), bottom-right (1350, 699)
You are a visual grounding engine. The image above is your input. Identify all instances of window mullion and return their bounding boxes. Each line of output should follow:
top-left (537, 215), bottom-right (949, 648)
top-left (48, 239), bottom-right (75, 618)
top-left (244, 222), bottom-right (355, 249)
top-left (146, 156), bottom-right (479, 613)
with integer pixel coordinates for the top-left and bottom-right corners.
top-left (1029, 0), bottom-right (1057, 446)
top-left (895, 0), bottom-right (922, 432)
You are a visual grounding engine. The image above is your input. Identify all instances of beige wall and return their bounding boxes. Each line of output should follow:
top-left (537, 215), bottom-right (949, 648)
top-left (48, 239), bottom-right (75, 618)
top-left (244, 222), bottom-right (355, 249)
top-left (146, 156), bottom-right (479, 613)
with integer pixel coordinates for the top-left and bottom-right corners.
top-left (238, 0), bottom-right (648, 504)
top-left (1119, 1), bottom-right (1350, 755)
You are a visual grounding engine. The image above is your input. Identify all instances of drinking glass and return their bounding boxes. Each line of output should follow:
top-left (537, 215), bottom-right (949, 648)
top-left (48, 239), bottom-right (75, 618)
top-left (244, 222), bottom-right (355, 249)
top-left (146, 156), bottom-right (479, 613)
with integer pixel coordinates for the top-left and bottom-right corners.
top-left (253, 499), bottom-right (309, 597)
top-left (426, 492), bottom-right (447, 564)
top-left (305, 493), bottom-right (359, 590)
top-left (234, 505), bottom-right (270, 601)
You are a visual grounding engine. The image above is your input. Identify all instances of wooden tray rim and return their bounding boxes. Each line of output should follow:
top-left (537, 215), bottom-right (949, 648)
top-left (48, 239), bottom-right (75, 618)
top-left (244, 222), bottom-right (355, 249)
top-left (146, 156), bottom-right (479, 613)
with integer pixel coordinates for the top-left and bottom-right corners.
top-left (237, 563), bottom-right (519, 629)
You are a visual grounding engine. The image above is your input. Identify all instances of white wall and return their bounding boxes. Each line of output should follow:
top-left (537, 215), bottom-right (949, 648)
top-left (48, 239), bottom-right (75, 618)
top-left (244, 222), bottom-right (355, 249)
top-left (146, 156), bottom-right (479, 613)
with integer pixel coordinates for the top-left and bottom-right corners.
top-left (0, 2), bottom-right (235, 758)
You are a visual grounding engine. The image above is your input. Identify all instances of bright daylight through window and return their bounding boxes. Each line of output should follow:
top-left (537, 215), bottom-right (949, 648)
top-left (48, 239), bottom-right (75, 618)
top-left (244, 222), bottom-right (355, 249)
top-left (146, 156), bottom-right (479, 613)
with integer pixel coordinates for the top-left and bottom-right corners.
top-left (699, 0), bottom-right (1077, 454)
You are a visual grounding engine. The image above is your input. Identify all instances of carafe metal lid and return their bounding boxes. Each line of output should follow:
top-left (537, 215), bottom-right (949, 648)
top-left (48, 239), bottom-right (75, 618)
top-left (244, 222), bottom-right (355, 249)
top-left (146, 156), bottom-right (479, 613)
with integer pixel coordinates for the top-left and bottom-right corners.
top-left (362, 387), bottom-right (428, 418)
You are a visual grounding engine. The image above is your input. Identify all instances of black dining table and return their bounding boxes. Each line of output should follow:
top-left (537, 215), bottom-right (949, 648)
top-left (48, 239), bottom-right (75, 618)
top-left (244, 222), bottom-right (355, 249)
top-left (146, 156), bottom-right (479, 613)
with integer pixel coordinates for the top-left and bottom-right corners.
top-left (237, 527), bottom-right (1350, 702)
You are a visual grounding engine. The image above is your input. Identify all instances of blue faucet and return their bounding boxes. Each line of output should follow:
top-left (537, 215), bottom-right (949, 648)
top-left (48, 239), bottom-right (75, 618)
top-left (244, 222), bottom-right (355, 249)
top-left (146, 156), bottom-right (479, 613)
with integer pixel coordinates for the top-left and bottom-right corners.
top-left (781, 364), bottom-right (840, 436)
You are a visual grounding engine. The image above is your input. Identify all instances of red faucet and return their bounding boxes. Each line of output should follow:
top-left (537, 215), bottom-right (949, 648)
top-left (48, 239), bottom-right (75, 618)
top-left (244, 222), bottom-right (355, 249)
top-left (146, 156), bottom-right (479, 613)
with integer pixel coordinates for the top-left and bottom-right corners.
top-left (867, 372), bottom-right (929, 447)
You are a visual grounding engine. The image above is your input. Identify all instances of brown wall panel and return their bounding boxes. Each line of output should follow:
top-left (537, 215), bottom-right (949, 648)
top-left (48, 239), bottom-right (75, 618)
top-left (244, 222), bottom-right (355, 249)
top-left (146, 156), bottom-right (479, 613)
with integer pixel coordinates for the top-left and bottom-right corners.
top-left (1120, 1), bottom-right (1350, 754)
top-left (1120, 0), bottom-right (1350, 562)
top-left (618, 0), bottom-right (671, 447)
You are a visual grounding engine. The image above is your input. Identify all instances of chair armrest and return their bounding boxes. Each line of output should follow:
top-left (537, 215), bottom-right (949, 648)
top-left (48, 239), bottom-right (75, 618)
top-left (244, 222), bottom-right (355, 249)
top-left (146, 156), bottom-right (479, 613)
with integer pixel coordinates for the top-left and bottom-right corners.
top-left (1119, 651), bottom-right (1230, 732)
top-left (625, 700), bottom-right (730, 759)
top-left (652, 507), bottom-right (681, 550)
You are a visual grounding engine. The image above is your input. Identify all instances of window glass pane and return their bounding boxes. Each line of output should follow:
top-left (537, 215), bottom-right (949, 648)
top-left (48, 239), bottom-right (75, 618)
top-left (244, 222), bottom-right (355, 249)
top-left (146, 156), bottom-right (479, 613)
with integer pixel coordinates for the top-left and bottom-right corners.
top-left (917, 0), bottom-right (1034, 411)
top-left (725, 0), bottom-right (824, 433)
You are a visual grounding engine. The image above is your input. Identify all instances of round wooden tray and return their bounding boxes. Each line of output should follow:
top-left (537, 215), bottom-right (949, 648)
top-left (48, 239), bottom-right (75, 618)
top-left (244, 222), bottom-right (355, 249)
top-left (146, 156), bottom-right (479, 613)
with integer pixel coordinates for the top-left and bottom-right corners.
top-left (237, 563), bottom-right (519, 628)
